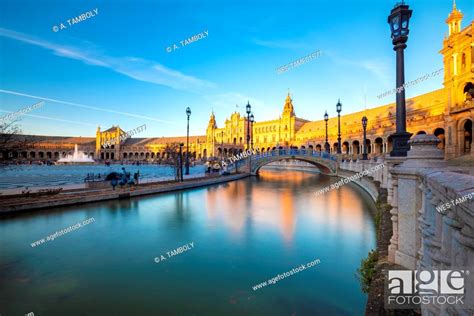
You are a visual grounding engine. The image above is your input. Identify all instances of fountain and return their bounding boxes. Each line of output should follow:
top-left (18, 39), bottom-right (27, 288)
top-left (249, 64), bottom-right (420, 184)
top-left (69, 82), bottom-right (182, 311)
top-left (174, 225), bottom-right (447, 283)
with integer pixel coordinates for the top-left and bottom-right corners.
top-left (57, 144), bottom-right (95, 164)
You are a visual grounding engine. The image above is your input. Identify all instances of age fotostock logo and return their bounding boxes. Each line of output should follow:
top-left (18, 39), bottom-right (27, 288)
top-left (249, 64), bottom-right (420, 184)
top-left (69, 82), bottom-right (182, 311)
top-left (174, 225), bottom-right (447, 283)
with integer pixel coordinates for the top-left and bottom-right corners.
top-left (385, 269), bottom-right (473, 309)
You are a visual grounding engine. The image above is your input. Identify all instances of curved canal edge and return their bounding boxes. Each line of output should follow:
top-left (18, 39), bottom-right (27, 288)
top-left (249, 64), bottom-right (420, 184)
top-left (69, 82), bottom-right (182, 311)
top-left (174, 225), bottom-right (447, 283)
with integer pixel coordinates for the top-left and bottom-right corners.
top-left (338, 169), bottom-right (419, 315)
top-left (0, 173), bottom-right (249, 214)
top-left (261, 164), bottom-right (405, 314)
top-left (279, 163), bottom-right (415, 315)
top-left (1, 162), bottom-right (392, 314)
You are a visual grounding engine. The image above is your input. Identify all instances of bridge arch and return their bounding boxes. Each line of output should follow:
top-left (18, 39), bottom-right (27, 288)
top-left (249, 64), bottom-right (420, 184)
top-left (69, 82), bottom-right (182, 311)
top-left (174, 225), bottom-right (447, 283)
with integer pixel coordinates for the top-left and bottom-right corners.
top-left (252, 157), bottom-right (335, 175)
top-left (247, 149), bottom-right (337, 176)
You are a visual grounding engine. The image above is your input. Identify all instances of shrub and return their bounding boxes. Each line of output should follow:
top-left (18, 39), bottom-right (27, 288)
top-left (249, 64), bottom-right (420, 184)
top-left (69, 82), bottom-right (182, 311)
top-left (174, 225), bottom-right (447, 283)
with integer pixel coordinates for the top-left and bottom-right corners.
top-left (356, 249), bottom-right (378, 293)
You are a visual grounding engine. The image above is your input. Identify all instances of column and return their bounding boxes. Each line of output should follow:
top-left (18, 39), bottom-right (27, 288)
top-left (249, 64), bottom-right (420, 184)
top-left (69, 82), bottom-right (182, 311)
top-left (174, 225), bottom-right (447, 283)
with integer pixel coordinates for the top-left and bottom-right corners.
top-left (418, 186), bottom-right (432, 269)
top-left (471, 121), bottom-right (474, 157)
top-left (388, 173), bottom-right (399, 263)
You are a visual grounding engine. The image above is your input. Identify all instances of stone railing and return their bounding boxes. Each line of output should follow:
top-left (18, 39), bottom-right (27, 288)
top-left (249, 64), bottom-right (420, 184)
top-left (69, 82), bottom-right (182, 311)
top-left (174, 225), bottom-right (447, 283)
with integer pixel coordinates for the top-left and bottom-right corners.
top-left (247, 149), bottom-right (338, 175)
top-left (339, 157), bottom-right (387, 202)
top-left (386, 135), bottom-right (473, 314)
top-left (340, 157), bottom-right (386, 186)
top-left (341, 134), bottom-right (473, 314)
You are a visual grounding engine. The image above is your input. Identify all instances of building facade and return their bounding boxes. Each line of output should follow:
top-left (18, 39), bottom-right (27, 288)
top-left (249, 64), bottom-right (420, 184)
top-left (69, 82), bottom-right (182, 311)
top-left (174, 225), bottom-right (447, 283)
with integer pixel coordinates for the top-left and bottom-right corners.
top-left (2, 4), bottom-right (472, 162)
top-left (208, 3), bottom-right (472, 160)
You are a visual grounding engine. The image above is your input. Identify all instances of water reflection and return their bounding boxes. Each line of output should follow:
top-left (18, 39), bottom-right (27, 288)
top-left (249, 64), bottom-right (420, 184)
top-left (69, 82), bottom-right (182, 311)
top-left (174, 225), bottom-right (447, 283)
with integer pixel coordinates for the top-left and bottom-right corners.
top-left (0, 169), bottom-right (376, 315)
top-left (203, 169), bottom-right (374, 247)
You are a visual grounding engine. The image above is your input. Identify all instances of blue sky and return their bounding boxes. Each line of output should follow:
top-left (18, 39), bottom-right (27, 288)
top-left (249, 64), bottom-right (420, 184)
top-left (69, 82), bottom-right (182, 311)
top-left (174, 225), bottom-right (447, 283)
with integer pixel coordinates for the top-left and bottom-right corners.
top-left (0, 0), bottom-right (471, 137)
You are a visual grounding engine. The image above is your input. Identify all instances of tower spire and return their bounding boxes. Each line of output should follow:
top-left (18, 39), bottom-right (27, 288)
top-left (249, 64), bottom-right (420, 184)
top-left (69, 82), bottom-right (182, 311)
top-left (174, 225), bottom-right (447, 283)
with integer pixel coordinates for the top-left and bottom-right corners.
top-left (446, 0), bottom-right (463, 36)
top-left (283, 91), bottom-right (295, 116)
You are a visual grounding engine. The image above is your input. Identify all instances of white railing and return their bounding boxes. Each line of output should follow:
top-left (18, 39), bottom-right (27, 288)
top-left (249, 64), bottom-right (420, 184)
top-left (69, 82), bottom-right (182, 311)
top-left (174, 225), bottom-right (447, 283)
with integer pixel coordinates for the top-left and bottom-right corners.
top-left (383, 135), bottom-right (473, 315)
top-left (339, 157), bottom-right (386, 188)
top-left (253, 149), bottom-right (337, 161)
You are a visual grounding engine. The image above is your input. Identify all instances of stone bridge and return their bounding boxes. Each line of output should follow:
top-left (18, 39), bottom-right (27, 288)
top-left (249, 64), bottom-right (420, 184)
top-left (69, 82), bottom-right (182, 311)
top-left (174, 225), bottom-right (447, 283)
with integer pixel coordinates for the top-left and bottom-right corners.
top-left (233, 149), bottom-right (338, 175)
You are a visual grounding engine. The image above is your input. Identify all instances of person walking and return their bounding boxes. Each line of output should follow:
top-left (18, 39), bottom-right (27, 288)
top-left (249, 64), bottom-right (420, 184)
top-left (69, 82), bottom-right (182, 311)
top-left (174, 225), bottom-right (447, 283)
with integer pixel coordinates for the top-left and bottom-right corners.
top-left (111, 178), bottom-right (118, 190)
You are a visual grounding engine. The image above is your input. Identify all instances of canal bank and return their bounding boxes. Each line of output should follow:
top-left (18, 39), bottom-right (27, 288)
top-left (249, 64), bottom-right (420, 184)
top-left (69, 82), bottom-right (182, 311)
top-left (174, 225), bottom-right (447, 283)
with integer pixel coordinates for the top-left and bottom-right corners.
top-left (265, 160), bottom-right (390, 313)
top-left (337, 161), bottom-right (418, 315)
top-left (0, 173), bottom-right (249, 214)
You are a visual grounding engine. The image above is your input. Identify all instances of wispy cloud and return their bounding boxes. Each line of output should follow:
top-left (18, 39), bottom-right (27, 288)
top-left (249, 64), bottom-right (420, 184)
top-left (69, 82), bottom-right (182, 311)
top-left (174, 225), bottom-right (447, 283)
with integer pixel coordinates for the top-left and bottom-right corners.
top-left (27, 113), bottom-right (98, 126)
top-left (0, 89), bottom-right (175, 124)
top-left (324, 51), bottom-right (391, 86)
top-left (252, 38), bottom-right (311, 50)
top-left (0, 110), bottom-right (98, 127)
top-left (358, 60), bottom-right (391, 85)
top-left (0, 27), bottom-right (216, 93)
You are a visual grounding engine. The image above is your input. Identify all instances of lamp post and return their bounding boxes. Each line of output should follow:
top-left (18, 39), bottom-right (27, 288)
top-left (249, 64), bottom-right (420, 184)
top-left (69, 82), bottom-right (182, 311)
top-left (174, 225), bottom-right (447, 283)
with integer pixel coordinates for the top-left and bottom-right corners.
top-left (362, 116), bottom-right (368, 160)
top-left (324, 111), bottom-right (330, 153)
top-left (246, 102), bottom-right (251, 150)
top-left (246, 102), bottom-right (252, 173)
top-left (185, 107), bottom-right (191, 175)
top-left (221, 130), bottom-right (223, 161)
top-left (336, 99), bottom-right (342, 154)
top-left (388, 2), bottom-right (413, 157)
top-left (250, 113), bottom-right (255, 149)
top-left (178, 143), bottom-right (184, 181)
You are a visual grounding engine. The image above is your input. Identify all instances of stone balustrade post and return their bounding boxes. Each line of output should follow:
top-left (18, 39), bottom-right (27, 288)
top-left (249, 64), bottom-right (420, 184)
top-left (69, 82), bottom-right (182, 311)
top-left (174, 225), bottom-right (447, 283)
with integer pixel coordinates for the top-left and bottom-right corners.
top-left (417, 183), bottom-right (430, 270)
top-left (388, 171), bottom-right (400, 263)
top-left (389, 135), bottom-right (447, 268)
top-left (421, 171), bottom-right (474, 315)
top-left (385, 155), bottom-right (406, 262)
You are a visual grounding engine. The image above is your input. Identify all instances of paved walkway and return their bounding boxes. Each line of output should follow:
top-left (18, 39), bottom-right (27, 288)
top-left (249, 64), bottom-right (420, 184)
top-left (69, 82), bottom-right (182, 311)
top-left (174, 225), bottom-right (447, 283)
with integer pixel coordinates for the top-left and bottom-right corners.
top-left (0, 173), bottom-right (205, 196)
top-left (0, 173), bottom-right (248, 213)
top-left (447, 154), bottom-right (474, 175)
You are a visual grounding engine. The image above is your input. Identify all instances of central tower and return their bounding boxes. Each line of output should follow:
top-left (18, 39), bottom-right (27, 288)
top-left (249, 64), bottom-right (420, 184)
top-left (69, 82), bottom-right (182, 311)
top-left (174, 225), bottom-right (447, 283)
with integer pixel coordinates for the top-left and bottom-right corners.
top-left (281, 92), bottom-right (296, 145)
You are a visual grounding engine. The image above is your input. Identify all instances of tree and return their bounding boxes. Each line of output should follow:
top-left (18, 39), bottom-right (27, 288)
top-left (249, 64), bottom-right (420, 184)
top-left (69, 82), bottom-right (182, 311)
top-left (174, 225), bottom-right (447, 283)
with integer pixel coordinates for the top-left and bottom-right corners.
top-left (161, 143), bottom-right (183, 181)
top-left (0, 119), bottom-right (37, 161)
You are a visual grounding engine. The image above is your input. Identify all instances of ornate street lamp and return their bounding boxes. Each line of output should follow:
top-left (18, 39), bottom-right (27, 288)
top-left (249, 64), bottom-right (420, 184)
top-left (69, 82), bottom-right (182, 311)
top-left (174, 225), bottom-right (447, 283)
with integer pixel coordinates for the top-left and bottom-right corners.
top-left (246, 102), bottom-right (251, 150)
top-left (185, 107), bottom-right (191, 175)
top-left (324, 111), bottom-right (330, 153)
top-left (250, 113), bottom-right (255, 149)
top-left (336, 99), bottom-right (342, 154)
top-left (362, 116), bottom-right (368, 160)
top-left (388, 2), bottom-right (413, 157)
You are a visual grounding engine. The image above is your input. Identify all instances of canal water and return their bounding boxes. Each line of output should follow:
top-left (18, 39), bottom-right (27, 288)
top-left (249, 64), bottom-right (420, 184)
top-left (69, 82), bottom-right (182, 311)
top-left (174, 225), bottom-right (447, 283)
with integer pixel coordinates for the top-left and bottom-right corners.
top-left (0, 164), bottom-right (205, 189)
top-left (0, 169), bottom-right (376, 315)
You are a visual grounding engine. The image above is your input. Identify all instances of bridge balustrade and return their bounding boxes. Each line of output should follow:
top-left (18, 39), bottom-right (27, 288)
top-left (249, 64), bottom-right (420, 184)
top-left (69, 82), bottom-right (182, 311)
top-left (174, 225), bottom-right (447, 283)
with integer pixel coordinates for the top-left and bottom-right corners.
top-left (252, 149), bottom-right (337, 161)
